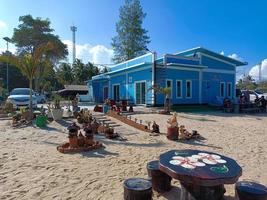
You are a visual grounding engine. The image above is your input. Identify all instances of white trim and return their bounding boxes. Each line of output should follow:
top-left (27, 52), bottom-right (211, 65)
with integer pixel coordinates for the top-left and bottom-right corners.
top-left (203, 68), bottom-right (235, 74)
top-left (185, 80), bottom-right (192, 99)
top-left (220, 82), bottom-right (225, 97)
top-left (134, 80), bottom-right (146, 105)
top-left (109, 62), bottom-right (149, 74)
top-left (110, 65), bottom-right (151, 77)
top-left (166, 63), bottom-right (207, 68)
top-left (166, 79), bottom-right (173, 99)
top-left (199, 70), bottom-right (203, 104)
top-left (103, 86), bottom-right (109, 101)
top-left (227, 82), bottom-right (232, 98)
top-left (165, 53), bottom-right (200, 61)
top-left (200, 52), bottom-right (236, 67)
top-left (110, 52), bottom-right (153, 69)
top-left (158, 65), bottom-right (201, 72)
top-left (176, 79), bottom-right (183, 99)
top-left (112, 84), bottom-right (120, 100)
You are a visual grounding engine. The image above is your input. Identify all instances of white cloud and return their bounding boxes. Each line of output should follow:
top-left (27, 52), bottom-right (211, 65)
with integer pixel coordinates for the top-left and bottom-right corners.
top-left (249, 59), bottom-right (267, 81)
top-left (228, 53), bottom-right (243, 61)
top-left (63, 40), bottom-right (113, 65)
top-left (220, 51), bottom-right (224, 55)
top-left (0, 20), bottom-right (7, 30)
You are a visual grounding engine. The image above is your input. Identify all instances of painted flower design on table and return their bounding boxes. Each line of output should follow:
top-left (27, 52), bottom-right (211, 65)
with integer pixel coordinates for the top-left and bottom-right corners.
top-left (169, 156), bottom-right (206, 169)
top-left (191, 153), bottom-right (227, 165)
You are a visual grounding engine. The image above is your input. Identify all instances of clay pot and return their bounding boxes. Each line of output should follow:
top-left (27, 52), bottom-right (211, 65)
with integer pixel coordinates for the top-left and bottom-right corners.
top-left (167, 127), bottom-right (179, 140)
top-left (69, 136), bottom-right (78, 148)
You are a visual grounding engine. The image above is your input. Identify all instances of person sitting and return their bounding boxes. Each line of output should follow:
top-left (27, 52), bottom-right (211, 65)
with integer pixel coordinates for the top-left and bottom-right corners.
top-left (254, 96), bottom-right (260, 107)
top-left (259, 96), bottom-right (267, 112)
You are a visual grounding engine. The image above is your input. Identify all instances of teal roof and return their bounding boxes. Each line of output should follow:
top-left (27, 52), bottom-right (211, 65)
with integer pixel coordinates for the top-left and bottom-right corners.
top-left (175, 47), bottom-right (247, 66)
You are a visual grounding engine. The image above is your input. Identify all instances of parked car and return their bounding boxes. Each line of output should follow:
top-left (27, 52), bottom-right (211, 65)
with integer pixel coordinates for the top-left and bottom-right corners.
top-left (241, 90), bottom-right (267, 102)
top-left (35, 92), bottom-right (46, 103)
top-left (8, 88), bottom-right (37, 109)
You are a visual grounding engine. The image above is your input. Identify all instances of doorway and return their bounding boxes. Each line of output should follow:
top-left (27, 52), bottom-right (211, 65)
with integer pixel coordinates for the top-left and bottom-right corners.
top-left (135, 81), bottom-right (146, 104)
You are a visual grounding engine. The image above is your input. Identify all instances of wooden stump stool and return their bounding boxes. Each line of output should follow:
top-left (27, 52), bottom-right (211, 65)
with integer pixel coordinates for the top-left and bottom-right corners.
top-left (181, 182), bottom-right (225, 200)
top-left (123, 178), bottom-right (152, 200)
top-left (235, 181), bottom-right (267, 200)
top-left (147, 160), bottom-right (172, 193)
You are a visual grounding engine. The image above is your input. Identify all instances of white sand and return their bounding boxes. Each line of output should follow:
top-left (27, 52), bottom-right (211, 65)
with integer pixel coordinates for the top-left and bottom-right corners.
top-left (0, 111), bottom-right (266, 200)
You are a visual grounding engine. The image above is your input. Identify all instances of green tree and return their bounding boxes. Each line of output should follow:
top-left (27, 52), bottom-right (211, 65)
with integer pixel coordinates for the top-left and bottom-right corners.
top-left (236, 74), bottom-right (257, 90)
top-left (111, 0), bottom-right (150, 63)
top-left (0, 42), bottom-right (56, 116)
top-left (12, 15), bottom-right (68, 91)
top-left (56, 62), bottom-right (73, 86)
top-left (72, 59), bottom-right (100, 84)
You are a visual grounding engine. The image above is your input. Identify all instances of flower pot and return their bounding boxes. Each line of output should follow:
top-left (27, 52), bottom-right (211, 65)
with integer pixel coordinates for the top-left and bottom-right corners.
top-left (51, 109), bottom-right (63, 121)
top-left (167, 127), bottom-right (179, 140)
top-left (69, 136), bottom-right (78, 148)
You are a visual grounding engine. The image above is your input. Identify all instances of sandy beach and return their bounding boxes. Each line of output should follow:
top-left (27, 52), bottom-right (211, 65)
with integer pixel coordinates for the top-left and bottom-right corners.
top-left (0, 110), bottom-right (266, 200)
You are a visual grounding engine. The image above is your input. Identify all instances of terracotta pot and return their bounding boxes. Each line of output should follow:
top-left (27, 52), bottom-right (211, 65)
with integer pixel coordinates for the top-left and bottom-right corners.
top-left (69, 136), bottom-right (78, 148)
top-left (167, 127), bottom-right (179, 140)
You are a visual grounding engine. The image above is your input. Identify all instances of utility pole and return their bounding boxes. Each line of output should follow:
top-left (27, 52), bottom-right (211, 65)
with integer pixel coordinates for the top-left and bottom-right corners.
top-left (70, 25), bottom-right (77, 65)
top-left (3, 37), bottom-right (11, 93)
top-left (259, 62), bottom-right (262, 83)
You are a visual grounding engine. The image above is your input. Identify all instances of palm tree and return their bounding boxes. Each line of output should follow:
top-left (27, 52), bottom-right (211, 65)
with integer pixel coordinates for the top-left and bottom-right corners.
top-left (149, 85), bottom-right (171, 112)
top-left (0, 42), bottom-right (56, 117)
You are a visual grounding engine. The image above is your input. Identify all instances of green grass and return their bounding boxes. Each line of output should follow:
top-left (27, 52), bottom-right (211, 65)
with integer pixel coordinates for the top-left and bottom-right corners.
top-left (171, 105), bottom-right (218, 113)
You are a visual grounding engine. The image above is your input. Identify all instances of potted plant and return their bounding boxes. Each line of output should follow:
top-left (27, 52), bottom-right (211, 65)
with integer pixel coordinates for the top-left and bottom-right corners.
top-left (67, 123), bottom-right (80, 148)
top-left (166, 112), bottom-right (179, 140)
top-left (51, 94), bottom-right (63, 121)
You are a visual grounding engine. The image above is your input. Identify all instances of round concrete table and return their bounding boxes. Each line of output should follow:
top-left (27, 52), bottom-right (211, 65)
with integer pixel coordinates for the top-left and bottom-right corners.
top-left (159, 149), bottom-right (242, 200)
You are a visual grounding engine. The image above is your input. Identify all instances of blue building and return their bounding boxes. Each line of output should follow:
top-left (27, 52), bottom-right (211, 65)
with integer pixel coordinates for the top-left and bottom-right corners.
top-left (87, 47), bottom-right (247, 106)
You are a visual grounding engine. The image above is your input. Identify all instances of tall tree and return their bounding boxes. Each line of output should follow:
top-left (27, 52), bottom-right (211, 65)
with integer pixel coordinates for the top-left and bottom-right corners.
top-left (111, 0), bottom-right (150, 63)
top-left (12, 15), bottom-right (68, 91)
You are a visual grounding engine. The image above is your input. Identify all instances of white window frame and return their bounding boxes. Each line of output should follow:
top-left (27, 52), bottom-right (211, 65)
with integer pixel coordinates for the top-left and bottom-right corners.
top-left (220, 82), bottom-right (225, 97)
top-left (227, 82), bottom-right (232, 98)
top-left (176, 79), bottom-right (182, 98)
top-left (185, 80), bottom-right (192, 99)
top-left (166, 79), bottom-right (173, 99)
top-left (134, 80), bottom-right (146, 105)
top-left (112, 84), bottom-right (120, 101)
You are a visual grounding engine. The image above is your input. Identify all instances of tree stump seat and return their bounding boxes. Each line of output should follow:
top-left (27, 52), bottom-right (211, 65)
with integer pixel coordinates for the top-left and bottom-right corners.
top-left (235, 181), bottom-right (267, 200)
top-left (147, 160), bottom-right (172, 193)
top-left (123, 178), bottom-right (152, 200)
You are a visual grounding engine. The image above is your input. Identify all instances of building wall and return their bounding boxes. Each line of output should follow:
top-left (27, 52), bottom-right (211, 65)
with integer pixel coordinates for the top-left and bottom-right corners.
top-left (109, 64), bottom-right (153, 104)
top-left (156, 67), bottom-right (200, 105)
top-left (201, 55), bottom-right (235, 70)
top-left (202, 72), bottom-right (235, 104)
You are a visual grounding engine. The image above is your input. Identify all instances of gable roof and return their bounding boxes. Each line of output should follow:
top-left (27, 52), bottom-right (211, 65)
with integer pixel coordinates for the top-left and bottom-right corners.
top-left (175, 47), bottom-right (247, 66)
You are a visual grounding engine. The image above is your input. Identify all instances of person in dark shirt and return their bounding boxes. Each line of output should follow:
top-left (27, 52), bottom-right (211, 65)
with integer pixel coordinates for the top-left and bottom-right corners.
top-left (260, 96), bottom-right (267, 112)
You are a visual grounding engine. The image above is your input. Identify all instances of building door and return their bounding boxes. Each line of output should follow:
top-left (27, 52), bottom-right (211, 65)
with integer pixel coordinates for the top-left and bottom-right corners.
top-left (103, 86), bottom-right (108, 101)
top-left (113, 85), bottom-right (120, 101)
top-left (135, 82), bottom-right (146, 104)
top-left (166, 79), bottom-right (173, 99)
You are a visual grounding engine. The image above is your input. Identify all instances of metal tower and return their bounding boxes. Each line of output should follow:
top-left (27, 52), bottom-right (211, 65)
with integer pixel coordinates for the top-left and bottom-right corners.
top-left (70, 25), bottom-right (77, 65)
top-left (259, 62), bottom-right (262, 82)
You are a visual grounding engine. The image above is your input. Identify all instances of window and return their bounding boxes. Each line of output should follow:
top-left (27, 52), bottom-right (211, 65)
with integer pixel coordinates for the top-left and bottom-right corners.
top-left (227, 82), bottom-right (232, 97)
top-left (220, 82), bottom-right (225, 97)
top-left (113, 85), bottom-right (120, 101)
top-left (166, 79), bottom-right (173, 99)
top-left (176, 80), bottom-right (182, 98)
top-left (186, 80), bottom-right (192, 98)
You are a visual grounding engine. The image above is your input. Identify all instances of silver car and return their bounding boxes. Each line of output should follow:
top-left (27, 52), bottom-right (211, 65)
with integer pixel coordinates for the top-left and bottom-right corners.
top-left (8, 88), bottom-right (37, 109)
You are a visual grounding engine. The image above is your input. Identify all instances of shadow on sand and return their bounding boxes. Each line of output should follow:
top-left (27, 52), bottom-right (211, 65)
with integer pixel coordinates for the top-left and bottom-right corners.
top-left (80, 148), bottom-right (119, 158)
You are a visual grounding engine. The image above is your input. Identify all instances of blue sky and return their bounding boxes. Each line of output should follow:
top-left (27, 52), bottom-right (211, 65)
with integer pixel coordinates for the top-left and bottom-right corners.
top-left (0, 0), bottom-right (267, 79)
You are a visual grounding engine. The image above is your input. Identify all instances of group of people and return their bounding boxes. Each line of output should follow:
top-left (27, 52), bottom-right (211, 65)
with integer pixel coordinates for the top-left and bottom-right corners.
top-left (254, 96), bottom-right (267, 112)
